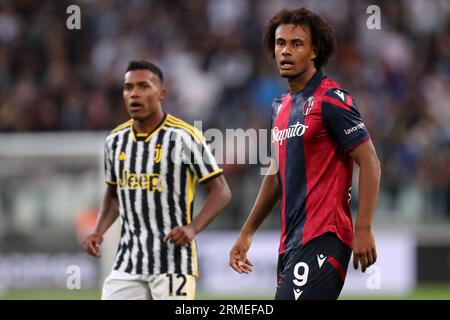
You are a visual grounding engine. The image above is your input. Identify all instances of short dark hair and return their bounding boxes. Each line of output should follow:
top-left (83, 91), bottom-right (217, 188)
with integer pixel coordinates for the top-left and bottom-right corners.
top-left (125, 60), bottom-right (164, 83)
top-left (263, 8), bottom-right (336, 70)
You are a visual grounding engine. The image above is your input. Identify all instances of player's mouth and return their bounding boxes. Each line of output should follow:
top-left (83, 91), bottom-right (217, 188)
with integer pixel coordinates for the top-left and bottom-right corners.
top-left (280, 59), bottom-right (295, 70)
top-left (129, 101), bottom-right (143, 112)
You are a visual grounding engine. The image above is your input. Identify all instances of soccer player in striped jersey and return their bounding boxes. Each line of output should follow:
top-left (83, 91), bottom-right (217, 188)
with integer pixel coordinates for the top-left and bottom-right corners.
top-left (83, 60), bottom-right (231, 300)
top-left (229, 8), bottom-right (381, 300)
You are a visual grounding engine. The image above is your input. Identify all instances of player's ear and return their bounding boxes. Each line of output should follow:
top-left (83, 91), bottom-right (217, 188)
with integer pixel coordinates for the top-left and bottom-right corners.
top-left (311, 46), bottom-right (317, 60)
top-left (159, 87), bottom-right (167, 101)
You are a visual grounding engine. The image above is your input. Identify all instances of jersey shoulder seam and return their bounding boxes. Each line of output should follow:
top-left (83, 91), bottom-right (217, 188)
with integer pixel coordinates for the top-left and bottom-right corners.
top-left (110, 119), bottom-right (133, 133)
top-left (165, 115), bottom-right (204, 143)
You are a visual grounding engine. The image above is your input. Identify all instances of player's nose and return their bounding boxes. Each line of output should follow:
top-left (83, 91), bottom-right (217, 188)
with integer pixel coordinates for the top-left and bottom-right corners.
top-left (129, 87), bottom-right (140, 98)
top-left (281, 46), bottom-right (291, 56)
top-left (130, 92), bottom-right (140, 100)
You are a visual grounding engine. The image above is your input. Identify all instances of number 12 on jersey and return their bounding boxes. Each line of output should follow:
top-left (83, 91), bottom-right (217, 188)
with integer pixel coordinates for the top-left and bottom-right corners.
top-left (166, 274), bottom-right (187, 296)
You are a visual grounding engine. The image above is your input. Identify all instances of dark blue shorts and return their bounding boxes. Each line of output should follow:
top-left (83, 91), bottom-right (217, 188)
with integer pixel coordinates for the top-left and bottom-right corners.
top-left (275, 232), bottom-right (351, 300)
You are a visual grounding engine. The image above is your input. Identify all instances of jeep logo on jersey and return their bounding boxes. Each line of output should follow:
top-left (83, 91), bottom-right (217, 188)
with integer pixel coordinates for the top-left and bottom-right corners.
top-left (118, 169), bottom-right (163, 192)
top-left (272, 122), bottom-right (308, 146)
top-left (302, 96), bottom-right (315, 115)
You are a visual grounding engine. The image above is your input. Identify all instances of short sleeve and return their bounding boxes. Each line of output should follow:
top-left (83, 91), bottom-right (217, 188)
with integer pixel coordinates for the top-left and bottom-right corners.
top-left (322, 89), bottom-right (370, 151)
top-left (104, 138), bottom-right (117, 185)
top-left (181, 130), bottom-right (223, 184)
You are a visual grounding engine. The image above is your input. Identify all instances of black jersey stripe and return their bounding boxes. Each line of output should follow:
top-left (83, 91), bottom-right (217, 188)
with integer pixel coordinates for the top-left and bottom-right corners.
top-left (141, 139), bottom-right (154, 275)
top-left (134, 143), bottom-right (145, 274)
top-left (175, 128), bottom-right (215, 181)
top-left (121, 130), bottom-right (136, 272)
top-left (190, 200), bottom-right (196, 276)
top-left (165, 132), bottom-right (182, 274)
top-left (190, 142), bottom-right (205, 179)
top-left (110, 134), bottom-right (120, 181)
top-left (193, 139), bottom-right (215, 176)
top-left (178, 163), bottom-right (188, 274)
top-left (125, 140), bottom-right (144, 274)
top-left (178, 133), bottom-right (204, 181)
top-left (124, 135), bottom-right (139, 273)
top-left (153, 129), bottom-right (168, 274)
top-left (146, 137), bottom-right (160, 274)
top-left (159, 130), bottom-right (175, 274)
top-left (113, 222), bottom-right (127, 270)
top-left (114, 130), bottom-right (131, 271)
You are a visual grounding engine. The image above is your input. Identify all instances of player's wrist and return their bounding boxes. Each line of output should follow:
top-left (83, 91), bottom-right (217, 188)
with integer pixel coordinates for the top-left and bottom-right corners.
top-left (355, 224), bottom-right (372, 233)
top-left (189, 222), bottom-right (201, 235)
top-left (92, 229), bottom-right (104, 237)
top-left (239, 227), bottom-right (255, 239)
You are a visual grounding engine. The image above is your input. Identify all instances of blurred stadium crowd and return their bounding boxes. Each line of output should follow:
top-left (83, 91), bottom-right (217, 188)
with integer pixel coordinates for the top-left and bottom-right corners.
top-left (0, 0), bottom-right (449, 224)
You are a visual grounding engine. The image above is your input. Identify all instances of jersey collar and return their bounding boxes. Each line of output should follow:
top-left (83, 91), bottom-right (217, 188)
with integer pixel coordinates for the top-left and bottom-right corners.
top-left (131, 113), bottom-right (168, 142)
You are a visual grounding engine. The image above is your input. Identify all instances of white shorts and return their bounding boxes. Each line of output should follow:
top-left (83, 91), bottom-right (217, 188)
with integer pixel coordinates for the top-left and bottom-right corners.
top-left (101, 270), bottom-right (196, 300)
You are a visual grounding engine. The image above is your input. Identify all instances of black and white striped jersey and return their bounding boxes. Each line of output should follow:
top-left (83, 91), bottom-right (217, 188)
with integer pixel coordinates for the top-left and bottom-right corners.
top-left (104, 113), bottom-right (223, 277)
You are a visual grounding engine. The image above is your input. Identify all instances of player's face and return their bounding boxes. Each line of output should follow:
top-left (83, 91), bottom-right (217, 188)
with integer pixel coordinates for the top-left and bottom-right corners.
top-left (123, 70), bottom-right (166, 122)
top-left (274, 24), bottom-right (317, 79)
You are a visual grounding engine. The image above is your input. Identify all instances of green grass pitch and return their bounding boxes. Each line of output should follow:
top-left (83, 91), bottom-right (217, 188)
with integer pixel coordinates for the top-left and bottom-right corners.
top-left (1, 285), bottom-right (450, 300)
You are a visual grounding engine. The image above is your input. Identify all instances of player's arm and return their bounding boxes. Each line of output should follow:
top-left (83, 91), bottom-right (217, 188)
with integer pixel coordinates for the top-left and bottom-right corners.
top-left (164, 175), bottom-right (232, 245)
top-left (322, 88), bottom-right (381, 272)
top-left (83, 184), bottom-right (119, 257)
top-left (229, 159), bottom-right (280, 274)
top-left (349, 139), bottom-right (381, 272)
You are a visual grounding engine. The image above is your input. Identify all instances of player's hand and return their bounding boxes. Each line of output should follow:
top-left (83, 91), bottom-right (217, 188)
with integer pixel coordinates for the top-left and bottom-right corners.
top-left (229, 235), bottom-right (253, 274)
top-left (83, 232), bottom-right (103, 258)
top-left (164, 225), bottom-right (197, 245)
top-left (352, 227), bottom-right (377, 273)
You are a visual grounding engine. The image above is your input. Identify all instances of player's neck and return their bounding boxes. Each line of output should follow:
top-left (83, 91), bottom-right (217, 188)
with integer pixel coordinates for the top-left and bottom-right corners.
top-left (133, 108), bottom-right (165, 134)
top-left (287, 67), bottom-right (317, 94)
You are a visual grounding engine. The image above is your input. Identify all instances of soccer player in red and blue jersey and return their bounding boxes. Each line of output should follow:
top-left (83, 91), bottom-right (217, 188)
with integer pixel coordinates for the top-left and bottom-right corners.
top-left (229, 8), bottom-right (381, 300)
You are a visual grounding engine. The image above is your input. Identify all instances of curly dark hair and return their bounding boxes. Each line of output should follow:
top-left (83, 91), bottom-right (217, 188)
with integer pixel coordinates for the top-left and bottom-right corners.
top-left (263, 8), bottom-right (336, 70)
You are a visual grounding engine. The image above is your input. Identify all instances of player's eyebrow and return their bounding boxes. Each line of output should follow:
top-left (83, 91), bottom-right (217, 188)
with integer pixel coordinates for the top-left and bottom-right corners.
top-left (291, 38), bottom-right (304, 43)
top-left (124, 80), bottom-right (152, 87)
top-left (276, 37), bottom-right (305, 43)
top-left (136, 80), bottom-right (151, 86)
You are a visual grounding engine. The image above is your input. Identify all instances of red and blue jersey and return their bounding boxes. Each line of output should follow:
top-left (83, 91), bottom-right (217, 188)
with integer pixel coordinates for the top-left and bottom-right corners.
top-left (271, 70), bottom-right (370, 254)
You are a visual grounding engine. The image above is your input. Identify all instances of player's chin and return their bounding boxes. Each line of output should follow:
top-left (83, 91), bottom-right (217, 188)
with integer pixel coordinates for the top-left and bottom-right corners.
top-left (129, 113), bottom-right (147, 121)
top-left (279, 69), bottom-right (297, 78)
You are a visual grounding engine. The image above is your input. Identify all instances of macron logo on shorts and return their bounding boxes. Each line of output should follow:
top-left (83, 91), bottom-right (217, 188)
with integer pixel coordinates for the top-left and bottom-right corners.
top-left (317, 254), bottom-right (327, 268)
top-left (293, 288), bottom-right (303, 300)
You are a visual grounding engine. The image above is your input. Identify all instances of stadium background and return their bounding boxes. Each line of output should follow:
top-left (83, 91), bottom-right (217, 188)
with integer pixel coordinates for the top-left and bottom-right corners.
top-left (0, 0), bottom-right (449, 299)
